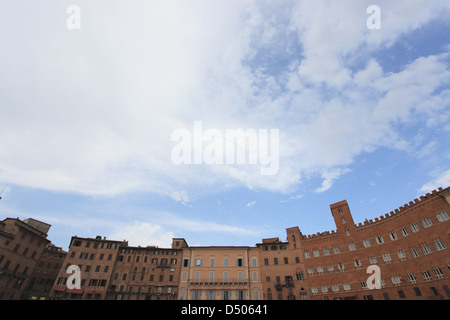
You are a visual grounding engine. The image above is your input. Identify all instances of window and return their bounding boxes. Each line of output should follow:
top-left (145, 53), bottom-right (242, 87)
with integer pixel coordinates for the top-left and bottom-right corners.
top-left (274, 258), bottom-right (278, 265)
top-left (345, 228), bottom-right (350, 236)
top-left (363, 239), bottom-right (371, 248)
top-left (317, 266), bottom-right (324, 274)
top-left (420, 243), bottom-right (432, 255)
top-left (338, 208), bottom-right (343, 214)
top-left (283, 257), bottom-right (288, 264)
top-left (207, 290), bottom-right (215, 300)
top-left (400, 227), bottom-right (409, 237)
top-left (252, 271), bottom-right (258, 281)
top-left (333, 246), bottom-right (340, 254)
top-left (238, 271), bottom-right (243, 282)
top-left (337, 262), bottom-right (345, 271)
top-left (397, 249), bottom-right (407, 260)
top-left (236, 258), bottom-right (244, 267)
top-left (360, 281), bottom-right (368, 290)
top-left (192, 290), bottom-right (201, 300)
top-left (222, 290), bottom-right (230, 300)
top-left (237, 290), bottom-right (245, 300)
top-left (252, 258), bottom-right (257, 267)
top-left (421, 270), bottom-right (432, 281)
top-left (307, 267), bottom-right (314, 276)
top-left (331, 284), bottom-right (339, 292)
top-left (313, 249), bottom-right (320, 257)
top-left (323, 248), bottom-right (330, 256)
top-left (368, 256), bottom-right (377, 264)
top-left (391, 276), bottom-right (401, 286)
top-left (430, 287), bottom-right (439, 296)
top-left (195, 271), bottom-right (200, 282)
top-left (410, 223), bottom-right (419, 233)
top-left (389, 232), bottom-right (397, 241)
top-left (280, 245), bottom-right (286, 250)
top-left (375, 236), bottom-right (384, 245)
top-left (398, 290), bottom-right (406, 298)
top-left (411, 247), bottom-right (420, 258)
top-left (327, 264), bottom-right (334, 272)
top-left (407, 273), bottom-right (417, 284)
top-left (311, 287), bottom-right (319, 295)
top-left (382, 253), bottom-right (391, 262)
top-left (271, 246), bottom-right (278, 251)
top-left (436, 211), bottom-right (449, 222)
top-left (341, 218), bottom-right (346, 224)
top-left (433, 267), bottom-right (444, 279)
top-left (195, 258), bottom-right (202, 267)
top-left (321, 285), bottom-right (329, 293)
top-left (343, 283), bottom-right (351, 292)
top-left (433, 239), bottom-right (446, 251)
top-left (348, 242), bottom-right (356, 251)
top-left (296, 272), bottom-right (304, 280)
top-left (223, 257), bottom-right (229, 267)
top-left (304, 251), bottom-right (311, 259)
top-left (182, 259), bottom-right (189, 267)
top-left (264, 258), bottom-right (269, 265)
top-left (209, 271), bottom-right (214, 282)
top-left (223, 271), bottom-right (229, 282)
top-left (72, 240), bottom-right (82, 247)
top-left (210, 257), bottom-right (215, 267)
top-left (182, 271), bottom-right (187, 281)
top-left (421, 217), bottom-right (433, 228)
top-left (353, 259), bottom-right (362, 269)
top-left (79, 252), bottom-right (89, 260)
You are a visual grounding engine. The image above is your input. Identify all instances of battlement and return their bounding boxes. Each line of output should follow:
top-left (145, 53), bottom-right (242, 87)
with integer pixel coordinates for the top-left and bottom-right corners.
top-left (356, 187), bottom-right (444, 228)
top-left (290, 187), bottom-right (448, 241)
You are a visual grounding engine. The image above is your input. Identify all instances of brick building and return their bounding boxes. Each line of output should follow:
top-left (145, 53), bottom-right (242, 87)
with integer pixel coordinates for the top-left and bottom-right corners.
top-left (259, 186), bottom-right (450, 300)
top-left (3, 186), bottom-right (449, 300)
top-left (0, 218), bottom-right (53, 299)
top-left (50, 235), bottom-right (185, 300)
top-left (105, 238), bottom-right (185, 300)
top-left (24, 243), bottom-right (67, 300)
top-left (178, 241), bottom-right (263, 300)
top-left (51, 235), bottom-right (128, 299)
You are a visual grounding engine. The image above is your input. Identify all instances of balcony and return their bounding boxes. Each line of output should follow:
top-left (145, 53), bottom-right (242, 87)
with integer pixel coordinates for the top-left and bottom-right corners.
top-left (274, 280), bottom-right (295, 289)
top-left (188, 278), bottom-right (249, 286)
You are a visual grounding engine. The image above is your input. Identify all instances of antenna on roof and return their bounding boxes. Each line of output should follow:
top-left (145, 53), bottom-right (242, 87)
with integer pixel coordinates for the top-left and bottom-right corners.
top-left (0, 184), bottom-right (7, 200)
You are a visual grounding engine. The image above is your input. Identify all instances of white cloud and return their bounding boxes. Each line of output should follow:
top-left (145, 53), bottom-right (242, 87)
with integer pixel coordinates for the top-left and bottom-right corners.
top-left (316, 168), bottom-right (351, 193)
top-left (419, 170), bottom-right (450, 194)
top-left (109, 222), bottom-right (174, 248)
top-left (168, 190), bottom-right (192, 206)
top-left (1, 0), bottom-right (449, 198)
top-left (246, 201), bottom-right (256, 208)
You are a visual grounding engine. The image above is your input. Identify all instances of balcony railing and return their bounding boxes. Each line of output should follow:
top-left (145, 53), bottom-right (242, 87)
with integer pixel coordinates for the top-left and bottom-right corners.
top-left (188, 279), bottom-right (249, 285)
top-left (274, 280), bottom-right (295, 288)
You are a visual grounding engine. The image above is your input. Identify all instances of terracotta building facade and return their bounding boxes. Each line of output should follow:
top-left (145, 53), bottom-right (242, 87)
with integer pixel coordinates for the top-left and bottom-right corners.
top-left (1, 187), bottom-right (449, 300)
top-left (178, 243), bottom-right (263, 300)
top-left (0, 218), bottom-right (55, 299)
top-left (259, 186), bottom-right (450, 300)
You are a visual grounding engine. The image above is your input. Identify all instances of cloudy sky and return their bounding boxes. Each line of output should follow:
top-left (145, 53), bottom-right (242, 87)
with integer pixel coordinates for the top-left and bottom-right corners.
top-left (1, 0), bottom-right (449, 249)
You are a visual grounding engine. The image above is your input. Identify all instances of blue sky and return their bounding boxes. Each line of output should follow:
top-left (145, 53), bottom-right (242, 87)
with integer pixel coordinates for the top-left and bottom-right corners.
top-left (1, 0), bottom-right (450, 250)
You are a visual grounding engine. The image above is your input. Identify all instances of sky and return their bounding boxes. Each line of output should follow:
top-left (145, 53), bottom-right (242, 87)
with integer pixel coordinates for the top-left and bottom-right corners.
top-left (0, 0), bottom-right (449, 250)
